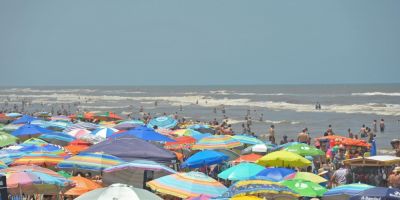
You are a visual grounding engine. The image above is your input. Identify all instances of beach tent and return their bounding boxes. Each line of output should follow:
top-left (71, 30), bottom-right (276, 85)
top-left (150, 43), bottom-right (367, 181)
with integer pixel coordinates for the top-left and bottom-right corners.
top-left (83, 135), bottom-right (177, 164)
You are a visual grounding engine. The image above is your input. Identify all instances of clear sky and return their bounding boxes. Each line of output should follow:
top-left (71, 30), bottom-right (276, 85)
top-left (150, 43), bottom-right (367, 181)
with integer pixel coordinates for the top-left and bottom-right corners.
top-left (1, 0), bottom-right (399, 86)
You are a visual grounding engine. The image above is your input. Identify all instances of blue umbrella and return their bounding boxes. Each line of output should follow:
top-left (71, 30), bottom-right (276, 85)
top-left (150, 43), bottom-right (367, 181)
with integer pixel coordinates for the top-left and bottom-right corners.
top-left (192, 133), bottom-right (213, 141)
top-left (12, 124), bottom-right (52, 137)
top-left (11, 115), bottom-right (38, 124)
top-left (39, 132), bottom-right (75, 146)
top-left (181, 150), bottom-right (228, 168)
top-left (350, 187), bottom-right (400, 200)
top-left (147, 116), bottom-right (178, 129)
top-left (252, 167), bottom-right (295, 182)
top-left (323, 183), bottom-right (374, 200)
top-left (110, 126), bottom-right (175, 142)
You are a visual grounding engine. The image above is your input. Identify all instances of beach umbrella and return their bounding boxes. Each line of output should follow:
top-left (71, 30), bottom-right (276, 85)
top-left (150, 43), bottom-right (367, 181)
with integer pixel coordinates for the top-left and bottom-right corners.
top-left (281, 179), bottom-right (327, 197)
top-left (46, 121), bottom-right (72, 131)
top-left (1, 164), bottom-right (62, 176)
top-left (253, 167), bottom-right (295, 182)
top-left (0, 132), bottom-right (18, 147)
top-left (65, 176), bottom-right (103, 196)
top-left (192, 133), bottom-right (213, 141)
top-left (11, 124), bottom-right (52, 138)
top-left (64, 122), bottom-right (98, 132)
top-left (4, 170), bottom-right (73, 195)
top-left (11, 152), bottom-right (64, 167)
top-left (6, 113), bottom-right (22, 118)
top-left (232, 153), bottom-right (263, 164)
top-left (64, 139), bottom-right (91, 154)
top-left (113, 123), bottom-right (137, 130)
top-left (110, 126), bottom-right (175, 142)
top-left (256, 150), bottom-right (311, 168)
top-left (219, 179), bottom-right (299, 200)
top-left (51, 115), bottom-right (71, 121)
top-left (93, 111), bottom-right (123, 121)
top-left (57, 152), bottom-right (125, 172)
top-left (68, 112), bottom-right (95, 121)
top-left (165, 136), bottom-right (196, 150)
top-left (273, 142), bottom-right (301, 150)
top-left (284, 143), bottom-right (325, 156)
top-left (75, 183), bottom-right (162, 200)
top-left (147, 171), bottom-right (227, 198)
top-left (119, 119), bottom-right (145, 125)
top-left (171, 129), bottom-right (203, 137)
top-left (323, 183), bottom-right (374, 200)
top-left (90, 127), bottom-right (118, 138)
top-left (284, 172), bottom-right (327, 183)
top-left (57, 170), bottom-right (72, 178)
top-left (0, 149), bottom-right (26, 163)
top-left (148, 116), bottom-right (178, 129)
top-left (181, 150), bottom-right (228, 169)
top-left (39, 132), bottom-right (75, 146)
top-left (186, 194), bottom-right (213, 200)
top-left (0, 160), bottom-right (7, 169)
top-left (103, 160), bottom-right (177, 188)
top-left (2, 123), bottom-right (23, 132)
top-left (192, 135), bottom-right (242, 150)
top-left (349, 187), bottom-right (400, 200)
top-left (215, 149), bottom-right (240, 161)
top-left (242, 143), bottom-right (270, 154)
top-left (18, 144), bottom-right (67, 155)
top-left (230, 196), bottom-right (263, 200)
top-left (20, 137), bottom-right (48, 146)
top-left (218, 163), bottom-right (265, 181)
top-left (11, 115), bottom-right (38, 124)
top-left (67, 128), bottom-right (91, 138)
top-left (232, 135), bottom-right (264, 145)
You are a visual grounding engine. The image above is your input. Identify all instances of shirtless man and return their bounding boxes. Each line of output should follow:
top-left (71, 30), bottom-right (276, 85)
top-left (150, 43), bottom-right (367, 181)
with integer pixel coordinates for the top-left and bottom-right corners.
top-left (297, 129), bottom-right (309, 144)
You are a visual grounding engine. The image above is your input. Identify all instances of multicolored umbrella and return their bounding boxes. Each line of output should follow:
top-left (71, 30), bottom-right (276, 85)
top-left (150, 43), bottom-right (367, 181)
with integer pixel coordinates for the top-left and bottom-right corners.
top-left (1, 164), bottom-right (63, 177)
top-left (232, 153), bottom-right (263, 164)
top-left (281, 179), bottom-right (327, 197)
top-left (4, 170), bottom-right (73, 195)
top-left (39, 132), bottom-right (75, 146)
top-left (0, 160), bottom-right (7, 169)
top-left (46, 121), bottom-right (72, 131)
top-left (11, 152), bottom-right (64, 167)
top-left (220, 179), bottom-right (299, 200)
top-left (165, 136), bottom-right (196, 150)
top-left (284, 143), bottom-right (325, 156)
top-left (253, 167), bottom-right (295, 182)
top-left (57, 152), bottom-right (125, 172)
top-left (68, 112), bottom-right (95, 121)
top-left (57, 170), bottom-right (73, 178)
top-left (94, 112), bottom-right (123, 121)
top-left (21, 138), bottom-right (48, 146)
top-left (218, 163), bottom-right (265, 181)
top-left (65, 176), bottom-right (103, 196)
top-left (323, 183), bottom-right (374, 200)
top-left (256, 150), bottom-right (311, 168)
top-left (284, 172), bottom-right (327, 183)
top-left (181, 150), bottom-right (228, 169)
top-left (147, 171), bottom-right (228, 198)
top-left (192, 135), bottom-right (242, 150)
top-left (0, 132), bottom-right (18, 147)
top-left (64, 139), bottom-right (91, 155)
top-left (64, 122), bottom-right (98, 132)
top-left (147, 116), bottom-right (178, 129)
top-left (75, 183), bottom-right (162, 200)
top-left (232, 135), bottom-right (264, 145)
top-left (90, 127), bottom-right (118, 138)
top-left (67, 128), bottom-right (92, 138)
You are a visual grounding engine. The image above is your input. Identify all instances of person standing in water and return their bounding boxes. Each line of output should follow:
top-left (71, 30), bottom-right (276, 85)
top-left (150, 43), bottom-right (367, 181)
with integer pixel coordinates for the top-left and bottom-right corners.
top-left (268, 125), bottom-right (276, 144)
top-left (380, 119), bottom-right (385, 133)
top-left (348, 128), bottom-right (354, 139)
top-left (373, 119), bottom-right (377, 132)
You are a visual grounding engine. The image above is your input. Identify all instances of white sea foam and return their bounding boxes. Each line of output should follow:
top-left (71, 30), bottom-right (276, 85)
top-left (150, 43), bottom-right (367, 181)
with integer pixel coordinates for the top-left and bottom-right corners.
top-left (264, 120), bottom-right (301, 125)
top-left (352, 92), bottom-right (400, 97)
top-left (0, 88), bottom-right (96, 93)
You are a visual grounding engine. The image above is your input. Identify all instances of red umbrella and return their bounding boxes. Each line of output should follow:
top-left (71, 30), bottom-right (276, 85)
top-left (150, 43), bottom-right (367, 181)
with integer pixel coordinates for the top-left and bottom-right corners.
top-left (165, 136), bottom-right (196, 150)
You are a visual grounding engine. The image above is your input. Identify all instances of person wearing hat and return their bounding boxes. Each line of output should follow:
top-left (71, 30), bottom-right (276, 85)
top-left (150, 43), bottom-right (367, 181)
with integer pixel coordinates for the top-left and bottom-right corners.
top-left (317, 168), bottom-right (329, 187)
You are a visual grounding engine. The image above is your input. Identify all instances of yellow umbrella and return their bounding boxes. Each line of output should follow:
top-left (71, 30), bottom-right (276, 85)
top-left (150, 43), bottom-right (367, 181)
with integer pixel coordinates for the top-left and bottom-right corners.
top-left (230, 196), bottom-right (263, 200)
top-left (283, 172), bottom-right (327, 183)
top-left (256, 150), bottom-right (311, 167)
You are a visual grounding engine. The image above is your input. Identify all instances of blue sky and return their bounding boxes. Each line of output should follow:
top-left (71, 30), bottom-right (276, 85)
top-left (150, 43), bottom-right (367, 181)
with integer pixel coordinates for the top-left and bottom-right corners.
top-left (1, 0), bottom-right (399, 86)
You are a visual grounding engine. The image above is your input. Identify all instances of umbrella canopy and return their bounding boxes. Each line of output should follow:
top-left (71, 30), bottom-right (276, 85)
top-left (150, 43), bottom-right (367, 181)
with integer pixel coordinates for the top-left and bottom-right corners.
top-left (349, 187), bottom-right (400, 200)
top-left (11, 152), bottom-right (64, 167)
top-left (21, 138), bottom-right (48, 146)
top-left (64, 139), bottom-right (91, 155)
top-left (284, 143), bottom-right (325, 156)
top-left (57, 170), bottom-right (72, 178)
top-left (46, 121), bottom-right (72, 131)
top-left (84, 135), bottom-right (177, 163)
top-left (256, 150), bottom-right (311, 168)
top-left (39, 132), bottom-right (75, 146)
top-left (1, 164), bottom-right (63, 176)
top-left (192, 135), bottom-right (242, 150)
top-left (57, 152), bottom-right (125, 172)
top-left (147, 171), bottom-right (227, 198)
top-left (0, 132), bottom-right (18, 147)
top-left (2, 124), bottom-right (23, 132)
top-left (218, 163), bottom-right (265, 181)
top-left (281, 179), bottom-right (327, 197)
top-left (11, 115), bottom-right (38, 124)
top-left (75, 183), bottom-right (162, 200)
top-left (148, 116), bottom-right (178, 129)
top-left (93, 112), bottom-right (123, 121)
top-left (103, 160), bottom-right (177, 188)
top-left (68, 112), bottom-right (95, 121)
top-left (323, 183), bottom-right (374, 200)
top-left (110, 126), bottom-right (175, 142)
top-left (284, 172), bottom-right (327, 183)
top-left (181, 150), bottom-right (228, 169)
top-left (6, 113), bottom-right (22, 118)
top-left (232, 153), bottom-right (263, 164)
top-left (253, 167), bottom-right (295, 182)
top-left (4, 170), bottom-right (73, 195)
top-left (165, 136), bottom-right (196, 150)
top-left (64, 122), bottom-right (98, 132)
top-left (65, 176), bottom-right (103, 196)
top-left (90, 127), bottom-right (118, 138)
top-left (232, 135), bottom-right (264, 145)
top-left (220, 179), bottom-right (299, 200)
top-left (12, 124), bottom-right (52, 137)
top-left (67, 128), bottom-right (92, 138)
top-left (242, 143), bottom-right (270, 154)
top-left (273, 142), bottom-right (301, 151)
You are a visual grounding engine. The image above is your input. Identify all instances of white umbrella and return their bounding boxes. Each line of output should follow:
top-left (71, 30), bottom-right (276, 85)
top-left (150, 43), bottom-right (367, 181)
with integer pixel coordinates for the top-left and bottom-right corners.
top-left (75, 183), bottom-right (163, 200)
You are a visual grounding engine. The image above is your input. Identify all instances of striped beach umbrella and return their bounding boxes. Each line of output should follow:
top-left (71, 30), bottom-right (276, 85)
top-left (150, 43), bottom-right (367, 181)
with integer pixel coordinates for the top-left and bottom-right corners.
top-left (90, 128), bottom-right (118, 139)
top-left (57, 152), bottom-right (125, 172)
top-left (147, 116), bottom-right (178, 129)
top-left (21, 138), bottom-right (48, 146)
top-left (192, 135), bottom-right (242, 150)
top-left (232, 135), bottom-right (264, 145)
top-left (164, 136), bottom-right (196, 150)
top-left (11, 152), bottom-right (64, 167)
top-left (147, 171), bottom-right (227, 198)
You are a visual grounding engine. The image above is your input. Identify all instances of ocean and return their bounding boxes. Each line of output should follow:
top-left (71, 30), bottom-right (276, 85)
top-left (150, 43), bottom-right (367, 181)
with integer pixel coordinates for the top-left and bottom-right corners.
top-left (0, 84), bottom-right (399, 150)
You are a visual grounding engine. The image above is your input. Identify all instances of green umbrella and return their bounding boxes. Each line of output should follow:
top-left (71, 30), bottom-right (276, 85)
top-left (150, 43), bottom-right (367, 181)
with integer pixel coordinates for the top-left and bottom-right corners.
top-left (218, 162), bottom-right (265, 181)
top-left (0, 132), bottom-right (18, 147)
top-left (281, 179), bottom-right (327, 197)
top-left (284, 143), bottom-right (324, 156)
top-left (57, 170), bottom-right (72, 178)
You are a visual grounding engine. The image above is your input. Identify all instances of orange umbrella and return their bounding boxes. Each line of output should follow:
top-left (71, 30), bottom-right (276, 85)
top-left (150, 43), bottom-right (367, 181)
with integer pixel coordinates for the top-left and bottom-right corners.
top-left (11, 152), bottom-right (64, 167)
top-left (165, 136), bottom-right (196, 150)
top-left (64, 139), bottom-right (91, 155)
top-left (68, 112), bottom-right (94, 120)
top-left (93, 112), bottom-right (123, 121)
top-left (173, 151), bottom-right (184, 162)
top-left (232, 153), bottom-right (263, 164)
top-left (65, 176), bottom-right (102, 196)
top-left (342, 138), bottom-right (371, 147)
